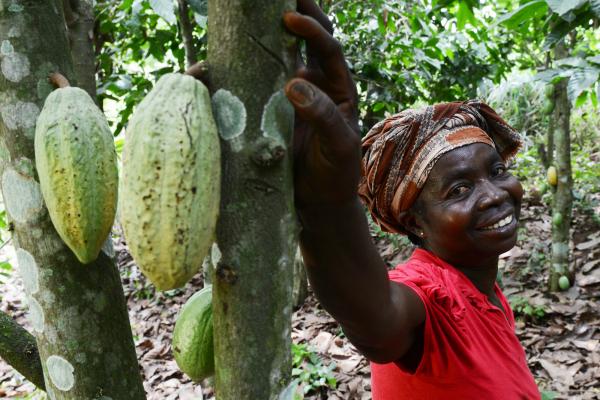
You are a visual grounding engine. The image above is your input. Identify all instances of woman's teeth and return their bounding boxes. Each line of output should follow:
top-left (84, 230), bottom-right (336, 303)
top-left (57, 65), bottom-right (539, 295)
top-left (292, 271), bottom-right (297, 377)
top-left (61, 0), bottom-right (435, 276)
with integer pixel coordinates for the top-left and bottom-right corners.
top-left (482, 214), bottom-right (513, 230)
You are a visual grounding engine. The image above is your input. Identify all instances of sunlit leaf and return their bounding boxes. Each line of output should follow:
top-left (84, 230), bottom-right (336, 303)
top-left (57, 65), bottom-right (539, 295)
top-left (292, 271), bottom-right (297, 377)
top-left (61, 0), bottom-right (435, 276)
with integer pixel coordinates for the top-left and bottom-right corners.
top-left (545, 0), bottom-right (587, 17)
top-left (567, 66), bottom-right (600, 104)
top-left (588, 55), bottom-right (600, 65)
top-left (148, 0), bottom-right (176, 25)
top-left (591, 0), bottom-right (600, 17)
top-left (555, 57), bottom-right (590, 68)
top-left (187, 0), bottom-right (207, 16)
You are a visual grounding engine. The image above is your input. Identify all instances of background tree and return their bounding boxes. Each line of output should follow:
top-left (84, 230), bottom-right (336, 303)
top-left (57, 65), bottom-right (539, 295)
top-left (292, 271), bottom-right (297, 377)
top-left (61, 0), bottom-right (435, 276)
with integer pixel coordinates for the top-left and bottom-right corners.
top-left (496, 0), bottom-right (600, 291)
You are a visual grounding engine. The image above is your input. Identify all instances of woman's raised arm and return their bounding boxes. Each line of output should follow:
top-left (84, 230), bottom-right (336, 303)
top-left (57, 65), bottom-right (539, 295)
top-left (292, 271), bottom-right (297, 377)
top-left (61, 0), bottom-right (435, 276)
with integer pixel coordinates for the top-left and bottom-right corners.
top-left (283, 0), bottom-right (425, 364)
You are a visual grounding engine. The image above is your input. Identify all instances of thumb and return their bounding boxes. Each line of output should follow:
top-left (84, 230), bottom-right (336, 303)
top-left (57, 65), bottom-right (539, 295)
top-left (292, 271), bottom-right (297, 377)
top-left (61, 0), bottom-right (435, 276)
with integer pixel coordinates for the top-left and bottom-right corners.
top-left (285, 78), bottom-right (353, 146)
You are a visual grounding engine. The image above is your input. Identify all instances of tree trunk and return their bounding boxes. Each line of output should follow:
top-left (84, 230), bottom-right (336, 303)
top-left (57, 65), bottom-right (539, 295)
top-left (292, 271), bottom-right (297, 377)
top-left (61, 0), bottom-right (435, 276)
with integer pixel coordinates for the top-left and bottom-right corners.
top-left (207, 1), bottom-right (297, 398)
top-left (546, 111), bottom-right (555, 168)
top-left (0, 1), bottom-right (145, 397)
top-left (549, 40), bottom-right (573, 292)
top-left (62, 0), bottom-right (97, 100)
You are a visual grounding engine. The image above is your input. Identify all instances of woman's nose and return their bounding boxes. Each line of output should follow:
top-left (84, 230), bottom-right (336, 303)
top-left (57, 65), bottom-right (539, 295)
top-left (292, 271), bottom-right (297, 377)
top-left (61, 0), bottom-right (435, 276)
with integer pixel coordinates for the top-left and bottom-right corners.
top-left (477, 179), bottom-right (509, 210)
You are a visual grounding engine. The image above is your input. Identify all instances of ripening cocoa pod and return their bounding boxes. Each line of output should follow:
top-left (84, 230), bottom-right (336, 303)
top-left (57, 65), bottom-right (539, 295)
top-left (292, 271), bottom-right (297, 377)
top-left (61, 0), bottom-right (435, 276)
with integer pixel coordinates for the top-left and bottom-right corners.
top-left (547, 166), bottom-right (558, 186)
top-left (35, 86), bottom-right (118, 264)
top-left (120, 73), bottom-right (221, 290)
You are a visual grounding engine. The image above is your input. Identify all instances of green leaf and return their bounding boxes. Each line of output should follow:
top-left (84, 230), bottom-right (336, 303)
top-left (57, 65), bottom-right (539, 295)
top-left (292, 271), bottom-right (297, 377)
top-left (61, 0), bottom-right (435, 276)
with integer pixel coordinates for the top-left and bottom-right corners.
top-left (456, 1), bottom-right (477, 30)
top-left (541, 391), bottom-right (557, 400)
top-left (148, 0), bottom-right (176, 25)
top-left (496, 1), bottom-right (548, 30)
top-left (545, 0), bottom-right (587, 17)
top-left (567, 66), bottom-right (600, 104)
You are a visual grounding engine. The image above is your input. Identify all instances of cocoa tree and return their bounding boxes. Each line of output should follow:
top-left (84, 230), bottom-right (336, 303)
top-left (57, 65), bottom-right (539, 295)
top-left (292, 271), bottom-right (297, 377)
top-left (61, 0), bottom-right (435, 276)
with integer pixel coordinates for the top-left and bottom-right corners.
top-left (0, 0), bottom-right (145, 398)
top-left (207, 0), bottom-right (298, 398)
top-left (548, 40), bottom-right (573, 291)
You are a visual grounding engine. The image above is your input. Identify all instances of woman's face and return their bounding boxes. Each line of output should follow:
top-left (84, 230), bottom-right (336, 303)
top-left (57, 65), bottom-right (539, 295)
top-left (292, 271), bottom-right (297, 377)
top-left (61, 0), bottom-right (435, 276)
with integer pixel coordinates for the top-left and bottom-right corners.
top-left (413, 143), bottom-right (523, 269)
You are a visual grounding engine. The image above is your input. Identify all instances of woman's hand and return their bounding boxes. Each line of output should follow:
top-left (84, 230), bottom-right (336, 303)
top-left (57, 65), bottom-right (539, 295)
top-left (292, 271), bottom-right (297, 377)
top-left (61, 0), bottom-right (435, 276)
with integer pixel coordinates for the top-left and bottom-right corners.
top-left (283, 0), bottom-right (361, 209)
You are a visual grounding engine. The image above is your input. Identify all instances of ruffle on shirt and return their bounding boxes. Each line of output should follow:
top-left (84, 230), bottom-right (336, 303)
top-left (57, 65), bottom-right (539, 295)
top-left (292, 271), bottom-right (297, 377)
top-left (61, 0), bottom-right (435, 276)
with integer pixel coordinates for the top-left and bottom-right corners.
top-left (389, 260), bottom-right (469, 326)
top-left (390, 257), bottom-right (506, 337)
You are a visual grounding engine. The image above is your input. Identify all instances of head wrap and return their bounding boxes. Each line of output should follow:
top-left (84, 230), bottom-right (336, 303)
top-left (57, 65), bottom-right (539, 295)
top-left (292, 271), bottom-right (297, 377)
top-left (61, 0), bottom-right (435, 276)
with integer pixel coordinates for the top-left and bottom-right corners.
top-left (357, 100), bottom-right (522, 234)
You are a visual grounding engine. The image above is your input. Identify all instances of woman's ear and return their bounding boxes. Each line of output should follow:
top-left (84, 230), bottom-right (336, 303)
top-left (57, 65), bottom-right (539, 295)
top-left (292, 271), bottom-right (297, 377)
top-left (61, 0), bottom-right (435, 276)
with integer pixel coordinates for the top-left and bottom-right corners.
top-left (397, 209), bottom-right (425, 239)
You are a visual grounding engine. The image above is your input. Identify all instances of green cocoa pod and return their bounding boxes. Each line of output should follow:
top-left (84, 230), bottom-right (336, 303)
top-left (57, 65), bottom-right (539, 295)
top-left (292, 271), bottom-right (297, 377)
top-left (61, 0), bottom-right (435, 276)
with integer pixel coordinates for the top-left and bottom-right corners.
top-left (120, 73), bottom-right (220, 290)
top-left (542, 98), bottom-right (554, 115)
top-left (173, 285), bottom-right (214, 382)
top-left (544, 84), bottom-right (554, 99)
top-left (558, 275), bottom-right (570, 290)
top-left (35, 87), bottom-right (118, 264)
top-left (552, 212), bottom-right (563, 227)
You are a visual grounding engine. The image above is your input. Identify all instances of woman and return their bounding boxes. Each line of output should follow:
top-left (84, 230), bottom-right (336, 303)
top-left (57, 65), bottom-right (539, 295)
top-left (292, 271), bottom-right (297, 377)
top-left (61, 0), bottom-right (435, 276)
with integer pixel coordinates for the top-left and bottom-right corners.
top-left (283, 1), bottom-right (540, 398)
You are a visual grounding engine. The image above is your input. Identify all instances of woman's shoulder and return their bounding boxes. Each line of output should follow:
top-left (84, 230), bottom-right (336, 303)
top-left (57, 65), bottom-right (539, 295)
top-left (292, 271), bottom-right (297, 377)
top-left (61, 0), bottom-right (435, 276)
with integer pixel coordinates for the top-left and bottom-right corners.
top-left (388, 248), bottom-right (452, 284)
top-left (388, 248), bottom-right (468, 315)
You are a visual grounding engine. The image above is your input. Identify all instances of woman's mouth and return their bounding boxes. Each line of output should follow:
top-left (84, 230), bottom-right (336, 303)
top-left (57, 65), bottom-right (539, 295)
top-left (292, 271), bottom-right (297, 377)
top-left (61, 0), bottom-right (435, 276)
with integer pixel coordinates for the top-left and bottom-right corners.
top-left (479, 214), bottom-right (514, 231)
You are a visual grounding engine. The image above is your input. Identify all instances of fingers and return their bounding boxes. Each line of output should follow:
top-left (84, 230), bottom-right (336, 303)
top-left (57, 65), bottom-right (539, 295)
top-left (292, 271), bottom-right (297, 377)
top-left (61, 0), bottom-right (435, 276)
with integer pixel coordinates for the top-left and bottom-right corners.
top-left (284, 12), bottom-right (348, 90)
top-left (285, 78), bottom-right (358, 158)
top-left (284, 12), bottom-right (341, 61)
top-left (297, 0), bottom-right (333, 34)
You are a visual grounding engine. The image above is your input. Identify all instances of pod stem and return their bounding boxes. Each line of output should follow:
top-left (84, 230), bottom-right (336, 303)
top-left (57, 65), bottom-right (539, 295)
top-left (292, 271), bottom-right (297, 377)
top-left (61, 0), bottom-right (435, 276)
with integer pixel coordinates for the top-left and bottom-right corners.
top-left (185, 61), bottom-right (209, 81)
top-left (49, 73), bottom-right (71, 89)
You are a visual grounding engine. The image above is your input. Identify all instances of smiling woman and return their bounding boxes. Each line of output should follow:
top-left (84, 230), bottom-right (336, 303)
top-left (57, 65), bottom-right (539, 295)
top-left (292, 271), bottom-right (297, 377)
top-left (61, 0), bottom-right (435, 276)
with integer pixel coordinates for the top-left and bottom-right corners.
top-left (284, 1), bottom-right (541, 399)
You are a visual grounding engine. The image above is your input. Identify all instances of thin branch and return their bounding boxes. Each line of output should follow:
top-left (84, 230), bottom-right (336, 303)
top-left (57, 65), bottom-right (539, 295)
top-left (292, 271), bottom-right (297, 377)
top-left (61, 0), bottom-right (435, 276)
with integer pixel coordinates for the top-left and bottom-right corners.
top-left (177, 0), bottom-right (198, 68)
top-left (0, 312), bottom-right (44, 390)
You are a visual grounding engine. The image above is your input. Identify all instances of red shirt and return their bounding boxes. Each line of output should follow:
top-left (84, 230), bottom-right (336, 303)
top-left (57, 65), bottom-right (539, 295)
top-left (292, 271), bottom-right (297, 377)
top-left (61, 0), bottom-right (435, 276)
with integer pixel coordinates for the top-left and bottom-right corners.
top-left (371, 249), bottom-right (540, 400)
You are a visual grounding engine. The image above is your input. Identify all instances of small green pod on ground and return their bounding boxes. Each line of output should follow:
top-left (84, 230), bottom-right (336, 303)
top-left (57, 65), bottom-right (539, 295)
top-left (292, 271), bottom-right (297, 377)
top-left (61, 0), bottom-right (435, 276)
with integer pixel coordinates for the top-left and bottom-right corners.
top-left (120, 73), bottom-right (221, 290)
top-left (35, 87), bottom-right (118, 264)
top-left (558, 275), bottom-right (570, 290)
top-left (172, 285), bottom-right (214, 382)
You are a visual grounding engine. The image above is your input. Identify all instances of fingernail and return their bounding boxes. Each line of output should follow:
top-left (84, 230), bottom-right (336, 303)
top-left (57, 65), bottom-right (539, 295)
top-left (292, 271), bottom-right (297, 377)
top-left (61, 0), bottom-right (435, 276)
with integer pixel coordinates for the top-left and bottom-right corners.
top-left (288, 82), bottom-right (315, 106)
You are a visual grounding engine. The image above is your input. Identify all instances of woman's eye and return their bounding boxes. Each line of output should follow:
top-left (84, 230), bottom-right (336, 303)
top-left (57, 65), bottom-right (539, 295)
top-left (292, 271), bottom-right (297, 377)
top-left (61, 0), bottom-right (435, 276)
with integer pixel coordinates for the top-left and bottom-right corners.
top-left (450, 185), bottom-right (470, 197)
top-left (493, 165), bottom-right (507, 176)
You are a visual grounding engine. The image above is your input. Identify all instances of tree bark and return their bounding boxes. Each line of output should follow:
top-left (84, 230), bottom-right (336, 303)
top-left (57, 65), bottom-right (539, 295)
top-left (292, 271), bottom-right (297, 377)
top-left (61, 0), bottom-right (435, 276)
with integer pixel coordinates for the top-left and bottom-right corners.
top-left (549, 40), bottom-right (573, 291)
top-left (207, 1), bottom-right (297, 398)
top-left (62, 0), bottom-right (97, 100)
top-left (0, 311), bottom-right (44, 390)
top-left (177, 0), bottom-right (198, 69)
top-left (0, 1), bottom-right (145, 397)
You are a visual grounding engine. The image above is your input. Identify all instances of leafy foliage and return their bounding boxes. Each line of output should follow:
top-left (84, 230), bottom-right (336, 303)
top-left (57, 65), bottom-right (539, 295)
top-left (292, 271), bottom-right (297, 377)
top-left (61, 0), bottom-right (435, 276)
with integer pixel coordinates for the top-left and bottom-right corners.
top-left (291, 343), bottom-right (337, 396)
top-left (328, 0), bottom-right (514, 130)
top-left (509, 296), bottom-right (547, 321)
top-left (496, 0), bottom-right (600, 106)
top-left (95, 0), bottom-right (207, 134)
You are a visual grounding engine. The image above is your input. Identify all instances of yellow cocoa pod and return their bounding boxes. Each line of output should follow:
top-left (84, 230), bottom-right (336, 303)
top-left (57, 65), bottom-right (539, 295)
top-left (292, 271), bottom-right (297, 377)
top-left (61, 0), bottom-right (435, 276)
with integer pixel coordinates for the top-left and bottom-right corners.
top-left (120, 74), bottom-right (221, 290)
top-left (547, 166), bottom-right (558, 186)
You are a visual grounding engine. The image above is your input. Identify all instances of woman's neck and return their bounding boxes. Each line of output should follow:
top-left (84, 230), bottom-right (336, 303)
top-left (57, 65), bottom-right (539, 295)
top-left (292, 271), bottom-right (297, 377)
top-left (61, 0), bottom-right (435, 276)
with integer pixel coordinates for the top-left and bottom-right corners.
top-left (422, 246), bottom-right (499, 297)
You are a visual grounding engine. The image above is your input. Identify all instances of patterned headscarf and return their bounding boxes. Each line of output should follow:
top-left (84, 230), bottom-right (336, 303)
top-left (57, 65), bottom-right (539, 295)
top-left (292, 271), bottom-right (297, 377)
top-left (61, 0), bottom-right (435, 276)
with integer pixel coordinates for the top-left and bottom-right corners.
top-left (357, 100), bottom-right (522, 234)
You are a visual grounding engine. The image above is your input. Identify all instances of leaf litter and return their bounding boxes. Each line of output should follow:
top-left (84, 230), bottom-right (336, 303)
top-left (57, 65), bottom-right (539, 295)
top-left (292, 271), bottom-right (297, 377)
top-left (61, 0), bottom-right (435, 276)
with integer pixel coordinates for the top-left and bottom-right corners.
top-left (0, 194), bottom-right (598, 399)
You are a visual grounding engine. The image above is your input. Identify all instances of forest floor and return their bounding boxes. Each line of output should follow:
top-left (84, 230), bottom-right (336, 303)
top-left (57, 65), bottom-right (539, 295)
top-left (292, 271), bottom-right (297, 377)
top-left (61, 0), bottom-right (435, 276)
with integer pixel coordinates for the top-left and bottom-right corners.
top-left (0, 194), bottom-right (598, 399)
